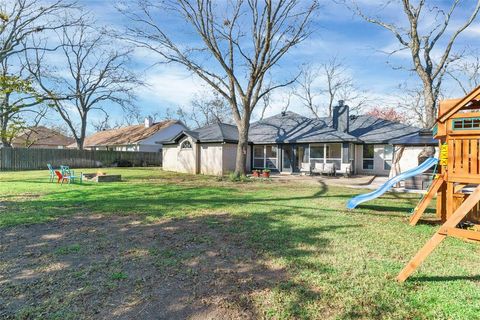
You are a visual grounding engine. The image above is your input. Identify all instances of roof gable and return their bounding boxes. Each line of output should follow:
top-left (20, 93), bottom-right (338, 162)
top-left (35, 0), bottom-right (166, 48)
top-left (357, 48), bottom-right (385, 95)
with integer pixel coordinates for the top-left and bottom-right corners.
top-left (438, 85), bottom-right (480, 122)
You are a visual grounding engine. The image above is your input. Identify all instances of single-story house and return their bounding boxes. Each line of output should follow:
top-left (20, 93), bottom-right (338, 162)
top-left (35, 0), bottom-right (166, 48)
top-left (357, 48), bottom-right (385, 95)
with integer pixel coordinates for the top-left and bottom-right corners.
top-left (71, 117), bottom-right (186, 152)
top-left (11, 126), bottom-right (74, 149)
top-left (162, 103), bottom-right (437, 176)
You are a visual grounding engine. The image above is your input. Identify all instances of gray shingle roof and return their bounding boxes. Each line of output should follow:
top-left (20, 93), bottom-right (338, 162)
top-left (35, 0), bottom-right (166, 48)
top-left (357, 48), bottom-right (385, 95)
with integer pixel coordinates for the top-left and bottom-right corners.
top-left (163, 123), bottom-right (239, 144)
top-left (348, 115), bottom-right (422, 143)
top-left (389, 130), bottom-right (437, 145)
top-left (163, 111), bottom-right (425, 145)
top-left (249, 111), bottom-right (360, 143)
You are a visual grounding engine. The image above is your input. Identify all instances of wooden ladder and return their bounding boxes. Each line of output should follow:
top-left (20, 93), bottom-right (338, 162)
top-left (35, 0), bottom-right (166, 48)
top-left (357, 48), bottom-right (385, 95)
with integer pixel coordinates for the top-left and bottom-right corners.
top-left (409, 174), bottom-right (446, 226)
top-left (397, 184), bottom-right (480, 282)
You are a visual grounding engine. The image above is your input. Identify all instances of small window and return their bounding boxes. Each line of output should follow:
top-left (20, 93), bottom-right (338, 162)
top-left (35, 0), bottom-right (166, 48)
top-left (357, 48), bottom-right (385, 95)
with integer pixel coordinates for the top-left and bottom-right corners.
top-left (363, 145), bottom-right (374, 170)
top-left (452, 117), bottom-right (480, 130)
top-left (181, 141), bottom-right (192, 149)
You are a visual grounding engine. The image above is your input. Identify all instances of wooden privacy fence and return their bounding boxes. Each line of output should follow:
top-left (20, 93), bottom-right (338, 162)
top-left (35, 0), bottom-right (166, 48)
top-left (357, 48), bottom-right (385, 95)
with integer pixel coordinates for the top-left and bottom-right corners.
top-left (0, 148), bottom-right (162, 171)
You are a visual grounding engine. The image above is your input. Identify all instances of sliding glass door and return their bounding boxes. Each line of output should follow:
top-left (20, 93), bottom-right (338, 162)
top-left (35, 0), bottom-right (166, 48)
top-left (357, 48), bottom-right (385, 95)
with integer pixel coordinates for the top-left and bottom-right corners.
top-left (282, 144), bottom-right (309, 172)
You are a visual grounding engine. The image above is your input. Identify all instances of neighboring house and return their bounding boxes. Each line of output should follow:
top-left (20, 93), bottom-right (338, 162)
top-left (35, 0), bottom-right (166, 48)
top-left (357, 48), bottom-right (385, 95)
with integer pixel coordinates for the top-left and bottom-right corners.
top-left (162, 103), bottom-right (437, 176)
top-left (73, 118), bottom-right (186, 152)
top-left (11, 126), bottom-right (74, 149)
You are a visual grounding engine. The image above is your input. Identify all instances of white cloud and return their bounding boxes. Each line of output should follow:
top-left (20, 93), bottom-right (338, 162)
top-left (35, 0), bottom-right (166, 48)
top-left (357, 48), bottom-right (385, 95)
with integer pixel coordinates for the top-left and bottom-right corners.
top-left (139, 65), bottom-right (204, 107)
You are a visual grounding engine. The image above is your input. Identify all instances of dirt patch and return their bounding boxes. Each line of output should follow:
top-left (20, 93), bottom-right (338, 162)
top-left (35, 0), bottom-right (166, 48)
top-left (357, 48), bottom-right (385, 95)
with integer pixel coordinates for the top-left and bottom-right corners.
top-left (0, 214), bottom-right (285, 319)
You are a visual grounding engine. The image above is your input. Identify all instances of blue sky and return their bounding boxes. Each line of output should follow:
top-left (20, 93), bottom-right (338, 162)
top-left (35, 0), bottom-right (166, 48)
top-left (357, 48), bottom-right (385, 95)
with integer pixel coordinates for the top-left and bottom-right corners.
top-left (59, 0), bottom-right (480, 131)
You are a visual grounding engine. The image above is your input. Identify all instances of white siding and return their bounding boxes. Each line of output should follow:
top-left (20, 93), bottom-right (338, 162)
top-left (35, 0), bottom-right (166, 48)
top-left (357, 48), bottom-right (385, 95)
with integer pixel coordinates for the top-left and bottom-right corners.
top-left (396, 146), bottom-right (439, 174)
top-left (162, 136), bottom-right (198, 174)
top-left (200, 144), bottom-right (224, 175)
top-left (355, 144), bottom-right (391, 176)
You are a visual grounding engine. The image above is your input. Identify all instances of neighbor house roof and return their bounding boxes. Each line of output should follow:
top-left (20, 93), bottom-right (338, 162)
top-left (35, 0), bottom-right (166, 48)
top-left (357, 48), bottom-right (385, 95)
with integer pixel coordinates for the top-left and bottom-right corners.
top-left (249, 111), bottom-right (360, 144)
top-left (163, 122), bottom-right (239, 144)
top-left (74, 120), bottom-right (181, 148)
top-left (12, 126), bottom-right (74, 148)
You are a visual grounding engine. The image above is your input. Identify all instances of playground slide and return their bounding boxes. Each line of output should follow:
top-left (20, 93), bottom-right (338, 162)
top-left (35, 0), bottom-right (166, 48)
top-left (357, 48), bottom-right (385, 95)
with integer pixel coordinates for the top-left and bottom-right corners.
top-left (346, 157), bottom-right (439, 210)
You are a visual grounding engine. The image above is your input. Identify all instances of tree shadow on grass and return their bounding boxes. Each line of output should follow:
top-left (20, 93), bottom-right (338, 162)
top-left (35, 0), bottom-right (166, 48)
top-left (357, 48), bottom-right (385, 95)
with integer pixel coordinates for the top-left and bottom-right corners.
top-left (0, 207), bottom-right (355, 319)
top-left (410, 275), bottom-right (480, 282)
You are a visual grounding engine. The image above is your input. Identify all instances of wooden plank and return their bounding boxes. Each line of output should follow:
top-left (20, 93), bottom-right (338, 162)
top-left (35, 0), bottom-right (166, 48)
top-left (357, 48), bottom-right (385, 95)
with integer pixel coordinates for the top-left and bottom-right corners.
top-left (463, 139), bottom-right (470, 174)
top-left (448, 174), bottom-right (480, 183)
top-left (397, 184), bottom-right (480, 282)
top-left (472, 140), bottom-right (478, 175)
top-left (440, 227), bottom-right (480, 242)
top-left (454, 139), bottom-right (462, 174)
top-left (410, 175), bottom-right (446, 226)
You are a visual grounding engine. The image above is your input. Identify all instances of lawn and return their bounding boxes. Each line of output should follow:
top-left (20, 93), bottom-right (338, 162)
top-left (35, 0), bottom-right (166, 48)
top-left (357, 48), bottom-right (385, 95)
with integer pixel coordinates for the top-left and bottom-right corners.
top-left (1, 168), bottom-right (479, 319)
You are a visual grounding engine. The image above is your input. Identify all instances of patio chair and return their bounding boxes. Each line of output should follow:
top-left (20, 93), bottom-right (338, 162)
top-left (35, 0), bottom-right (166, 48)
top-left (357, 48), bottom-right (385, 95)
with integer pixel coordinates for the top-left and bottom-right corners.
top-left (312, 162), bottom-right (324, 175)
top-left (57, 166), bottom-right (82, 184)
top-left (323, 163), bottom-right (336, 176)
top-left (54, 170), bottom-right (71, 184)
top-left (300, 162), bottom-right (312, 175)
top-left (47, 164), bottom-right (56, 182)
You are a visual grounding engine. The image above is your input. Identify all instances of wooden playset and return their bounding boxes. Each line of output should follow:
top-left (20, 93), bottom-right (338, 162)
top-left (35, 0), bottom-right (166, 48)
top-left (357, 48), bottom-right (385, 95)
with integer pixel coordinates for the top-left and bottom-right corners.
top-left (397, 85), bottom-right (480, 282)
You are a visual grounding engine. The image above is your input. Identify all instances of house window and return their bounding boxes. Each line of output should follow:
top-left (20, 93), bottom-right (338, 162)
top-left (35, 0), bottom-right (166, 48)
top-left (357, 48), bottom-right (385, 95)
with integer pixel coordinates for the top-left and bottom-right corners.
top-left (310, 145), bottom-right (324, 159)
top-left (362, 145), bottom-right (374, 170)
top-left (384, 145), bottom-right (393, 170)
top-left (253, 145), bottom-right (278, 169)
top-left (181, 140), bottom-right (192, 149)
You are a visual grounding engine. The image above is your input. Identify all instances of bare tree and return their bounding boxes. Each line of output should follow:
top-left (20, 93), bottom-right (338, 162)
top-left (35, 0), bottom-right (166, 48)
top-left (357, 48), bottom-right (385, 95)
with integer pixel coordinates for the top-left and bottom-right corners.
top-left (448, 50), bottom-right (480, 95)
top-left (346, 0), bottom-right (480, 127)
top-left (294, 58), bottom-right (369, 118)
top-left (119, 0), bottom-right (317, 175)
top-left (172, 91), bottom-right (232, 129)
top-left (28, 20), bottom-right (140, 149)
top-left (0, 0), bottom-right (77, 64)
top-left (0, 0), bottom-right (77, 146)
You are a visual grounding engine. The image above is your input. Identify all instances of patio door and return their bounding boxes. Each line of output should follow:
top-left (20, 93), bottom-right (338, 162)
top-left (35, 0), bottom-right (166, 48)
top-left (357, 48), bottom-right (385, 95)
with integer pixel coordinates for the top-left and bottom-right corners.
top-left (282, 144), bottom-right (308, 173)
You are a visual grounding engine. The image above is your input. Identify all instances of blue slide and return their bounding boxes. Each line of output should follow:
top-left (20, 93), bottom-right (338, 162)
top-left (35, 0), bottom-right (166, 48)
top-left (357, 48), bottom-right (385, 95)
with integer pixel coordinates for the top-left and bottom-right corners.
top-left (346, 157), bottom-right (439, 209)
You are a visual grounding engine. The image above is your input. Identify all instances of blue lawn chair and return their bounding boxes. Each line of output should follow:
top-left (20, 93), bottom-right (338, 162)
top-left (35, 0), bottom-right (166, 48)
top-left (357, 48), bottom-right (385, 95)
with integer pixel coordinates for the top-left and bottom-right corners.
top-left (60, 165), bottom-right (82, 184)
top-left (47, 164), bottom-right (56, 182)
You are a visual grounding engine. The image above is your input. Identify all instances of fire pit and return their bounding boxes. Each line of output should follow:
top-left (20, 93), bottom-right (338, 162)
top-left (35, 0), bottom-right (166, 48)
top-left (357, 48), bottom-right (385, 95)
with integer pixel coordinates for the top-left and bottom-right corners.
top-left (82, 171), bottom-right (121, 182)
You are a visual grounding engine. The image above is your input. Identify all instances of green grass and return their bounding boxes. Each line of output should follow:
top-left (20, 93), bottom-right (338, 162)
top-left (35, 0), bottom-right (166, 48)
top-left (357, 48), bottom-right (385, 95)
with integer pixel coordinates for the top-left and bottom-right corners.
top-left (1, 168), bottom-right (479, 319)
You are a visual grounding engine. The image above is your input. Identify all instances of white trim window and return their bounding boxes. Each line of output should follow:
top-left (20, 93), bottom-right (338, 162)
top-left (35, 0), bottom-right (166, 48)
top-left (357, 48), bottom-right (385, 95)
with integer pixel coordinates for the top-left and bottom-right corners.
top-left (253, 145), bottom-right (278, 169)
top-left (309, 143), bottom-right (342, 169)
top-left (181, 140), bottom-right (192, 149)
top-left (384, 145), bottom-right (393, 170)
top-left (362, 145), bottom-right (374, 170)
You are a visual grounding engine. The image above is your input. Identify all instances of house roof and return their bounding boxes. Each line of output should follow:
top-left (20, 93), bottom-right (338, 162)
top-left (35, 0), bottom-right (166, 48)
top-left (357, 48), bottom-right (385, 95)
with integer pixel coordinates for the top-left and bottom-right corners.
top-left (389, 130), bottom-right (437, 146)
top-left (76, 120), bottom-right (181, 148)
top-left (348, 115), bottom-right (422, 144)
top-left (163, 111), bottom-right (424, 146)
top-left (249, 111), bottom-right (360, 144)
top-left (12, 126), bottom-right (74, 147)
top-left (164, 122), bottom-right (239, 144)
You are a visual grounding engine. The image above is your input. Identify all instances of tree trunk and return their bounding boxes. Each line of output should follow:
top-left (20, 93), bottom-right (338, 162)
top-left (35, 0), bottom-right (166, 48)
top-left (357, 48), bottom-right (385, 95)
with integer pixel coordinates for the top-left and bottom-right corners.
top-left (235, 122), bottom-right (249, 176)
top-left (0, 118), bottom-right (11, 147)
top-left (423, 82), bottom-right (436, 128)
top-left (390, 145), bottom-right (405, 187)
top-left (76, 116), bottom-right (88, 150)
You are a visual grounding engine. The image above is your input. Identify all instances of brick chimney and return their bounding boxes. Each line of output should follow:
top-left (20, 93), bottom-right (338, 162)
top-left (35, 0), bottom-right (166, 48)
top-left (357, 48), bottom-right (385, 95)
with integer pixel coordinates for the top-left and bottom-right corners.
top-left (144, 116), bottom-right (153, 128)
top-left (333, 100), bottom-right (349, 133)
